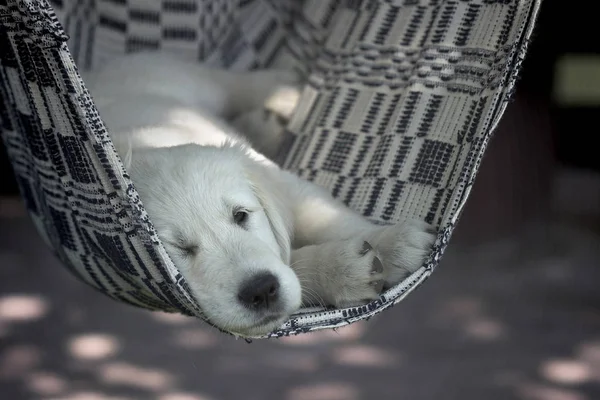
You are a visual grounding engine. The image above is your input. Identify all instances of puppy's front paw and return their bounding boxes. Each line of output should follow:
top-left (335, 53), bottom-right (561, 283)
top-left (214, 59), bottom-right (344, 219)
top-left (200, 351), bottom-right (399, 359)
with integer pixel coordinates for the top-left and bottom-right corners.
top-left (293, 220), bottom-right (436, 309)
top-left (330, 221), bottom-right (436, 306)
top-left (303, 239), bottom-right (389, 308)
top-left (366, 221), bottom-right (437, 289)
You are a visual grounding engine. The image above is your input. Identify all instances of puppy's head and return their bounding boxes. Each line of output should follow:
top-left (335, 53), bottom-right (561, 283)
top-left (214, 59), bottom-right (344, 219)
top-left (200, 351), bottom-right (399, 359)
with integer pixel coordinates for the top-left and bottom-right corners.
top-left (127, 144), bottom-right (301, 336)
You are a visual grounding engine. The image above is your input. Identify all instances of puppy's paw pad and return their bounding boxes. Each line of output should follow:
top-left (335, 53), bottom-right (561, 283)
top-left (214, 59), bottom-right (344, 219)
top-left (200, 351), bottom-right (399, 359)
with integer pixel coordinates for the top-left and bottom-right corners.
top-left (370, 249), bottom-right (384, 274)
top-left (306, 222), bottom-right (436, 309)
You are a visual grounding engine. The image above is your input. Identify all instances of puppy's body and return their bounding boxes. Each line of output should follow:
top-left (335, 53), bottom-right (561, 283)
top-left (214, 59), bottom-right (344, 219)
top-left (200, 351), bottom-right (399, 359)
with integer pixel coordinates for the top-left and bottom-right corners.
top-left (86, 52), bottom-right (435, 336)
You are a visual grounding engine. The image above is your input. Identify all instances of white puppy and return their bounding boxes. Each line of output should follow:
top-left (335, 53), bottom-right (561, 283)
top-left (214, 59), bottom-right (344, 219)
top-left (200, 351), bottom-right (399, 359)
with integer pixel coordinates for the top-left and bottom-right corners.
top-left (85, 52), bottom-right (436, 336)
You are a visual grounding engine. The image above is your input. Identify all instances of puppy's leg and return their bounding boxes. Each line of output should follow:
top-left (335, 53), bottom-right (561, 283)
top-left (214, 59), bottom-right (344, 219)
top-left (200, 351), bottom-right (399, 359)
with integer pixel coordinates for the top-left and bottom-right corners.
top-left (206, 68), bottom-right (301, 118)
top-left (176, 60), bottom-right (302, 155)
top-left (290, 221), bottom-right (435, 308)
top-left (231, 70), bottom-right (301, 158)
top-left (291, 238), bottom-right (387, 308)
top-left (270, 169), bottom-right (436, 307)
top-left (231, 110), bottom-right (287, 159)
top-left (89, 53), bottom-right (301, 121)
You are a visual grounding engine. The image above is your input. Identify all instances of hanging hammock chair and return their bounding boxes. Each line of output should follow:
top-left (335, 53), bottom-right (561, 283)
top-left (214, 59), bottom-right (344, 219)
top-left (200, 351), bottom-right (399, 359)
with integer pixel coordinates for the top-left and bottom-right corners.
top-left (0, 0), bottom-right (541, 339)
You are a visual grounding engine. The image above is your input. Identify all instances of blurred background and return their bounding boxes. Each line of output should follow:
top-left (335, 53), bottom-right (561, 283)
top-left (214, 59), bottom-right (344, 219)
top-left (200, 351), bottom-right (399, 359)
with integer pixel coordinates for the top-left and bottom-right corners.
top-left (1, 1), bottom-right (600, 399)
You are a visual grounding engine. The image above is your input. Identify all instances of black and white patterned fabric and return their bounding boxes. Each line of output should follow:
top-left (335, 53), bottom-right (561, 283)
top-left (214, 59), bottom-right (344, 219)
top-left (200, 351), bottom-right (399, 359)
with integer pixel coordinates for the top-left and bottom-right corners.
top-left (0, 0), bottom-right (541, 339)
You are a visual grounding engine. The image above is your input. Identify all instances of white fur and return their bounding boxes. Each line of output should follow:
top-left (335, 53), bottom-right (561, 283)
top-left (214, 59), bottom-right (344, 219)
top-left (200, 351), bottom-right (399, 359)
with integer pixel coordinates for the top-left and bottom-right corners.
top-left (85, 52), bottom-right (436, 336)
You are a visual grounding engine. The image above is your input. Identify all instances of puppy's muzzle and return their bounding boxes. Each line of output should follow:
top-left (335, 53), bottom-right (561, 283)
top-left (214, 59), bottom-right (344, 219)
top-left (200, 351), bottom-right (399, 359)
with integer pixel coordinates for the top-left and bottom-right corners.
top-left (238, 272), bottom-right (280, 310)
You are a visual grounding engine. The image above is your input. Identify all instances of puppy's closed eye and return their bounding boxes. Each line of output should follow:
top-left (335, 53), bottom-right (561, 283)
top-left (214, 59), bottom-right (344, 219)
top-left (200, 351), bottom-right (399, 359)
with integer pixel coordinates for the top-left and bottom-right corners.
top-left (166, 236), bottom-right (199, 257)
top-left (177, 244), bottom-right (199, 257)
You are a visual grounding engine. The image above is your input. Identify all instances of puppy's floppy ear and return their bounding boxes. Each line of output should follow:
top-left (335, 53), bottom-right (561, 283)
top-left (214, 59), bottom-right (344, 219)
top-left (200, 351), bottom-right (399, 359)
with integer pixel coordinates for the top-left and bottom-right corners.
top-left (244, 162), bottom-right (292, 264)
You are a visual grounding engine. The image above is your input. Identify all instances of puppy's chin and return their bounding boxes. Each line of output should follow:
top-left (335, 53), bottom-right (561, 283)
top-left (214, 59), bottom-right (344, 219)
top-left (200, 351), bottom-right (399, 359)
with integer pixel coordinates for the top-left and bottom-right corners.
top-left (226, 315), bottom-right (291, 338)
top-left (206, 305), bottom-right (295, 338)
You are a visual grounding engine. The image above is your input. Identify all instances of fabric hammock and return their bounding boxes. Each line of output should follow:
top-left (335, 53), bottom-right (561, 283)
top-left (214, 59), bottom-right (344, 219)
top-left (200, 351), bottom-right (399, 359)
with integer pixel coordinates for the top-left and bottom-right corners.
top-left (0, 0), bottom-right (541, 339)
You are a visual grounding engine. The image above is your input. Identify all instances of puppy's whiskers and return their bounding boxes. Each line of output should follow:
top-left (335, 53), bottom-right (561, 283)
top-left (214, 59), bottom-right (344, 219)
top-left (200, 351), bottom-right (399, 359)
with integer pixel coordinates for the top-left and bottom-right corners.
top-left (288, 258), bottom-right (309, 269)
top-left (301, 288), bottom-right (326, 308)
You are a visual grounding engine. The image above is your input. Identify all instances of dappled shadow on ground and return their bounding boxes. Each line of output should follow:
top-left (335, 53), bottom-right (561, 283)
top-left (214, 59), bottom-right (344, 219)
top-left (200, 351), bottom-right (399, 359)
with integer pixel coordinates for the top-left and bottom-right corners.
top-left (1, 202), bottom-right (600, 400)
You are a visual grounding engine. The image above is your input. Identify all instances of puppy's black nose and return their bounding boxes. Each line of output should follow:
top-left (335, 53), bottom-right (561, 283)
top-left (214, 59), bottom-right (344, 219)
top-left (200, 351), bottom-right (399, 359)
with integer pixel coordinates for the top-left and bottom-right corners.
top-left (238, 273), bottom-right (280, 310)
